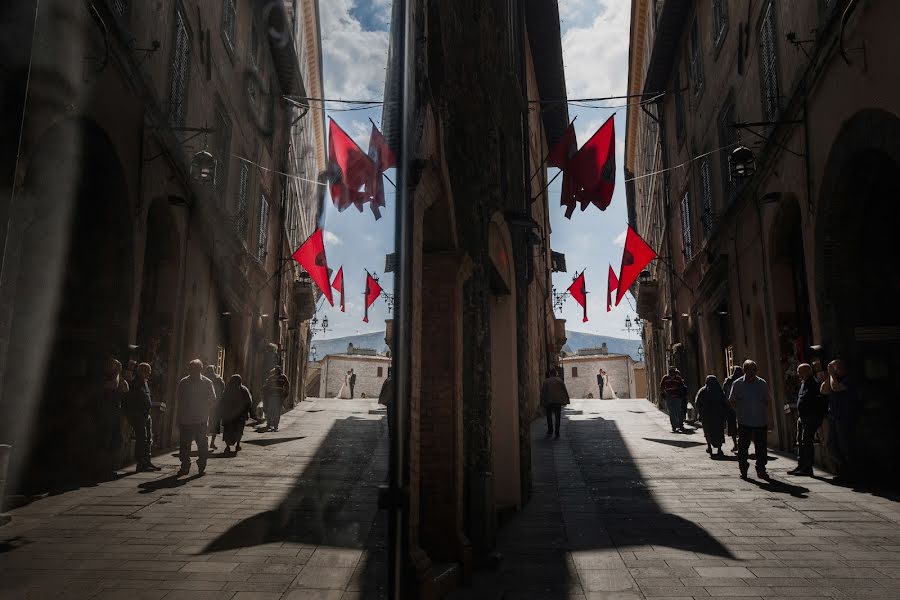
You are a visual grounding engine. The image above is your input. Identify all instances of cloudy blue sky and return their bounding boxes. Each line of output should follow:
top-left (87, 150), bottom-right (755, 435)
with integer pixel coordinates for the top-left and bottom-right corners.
top-left (315, 0), bottom-right (640, 343)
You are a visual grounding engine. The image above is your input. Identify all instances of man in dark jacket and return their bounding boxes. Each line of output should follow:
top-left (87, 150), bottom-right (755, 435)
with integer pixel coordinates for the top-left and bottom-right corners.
top-left (541, 368), bottom-right (570, 439)
top-left (821, 359), bottom-right (859, 482)
top-left (125, 363), bottom-right (160, 472)
top-left (788, 363), bottom-right (825, 477)
top-left (349, 369), bottom-right (357, 399)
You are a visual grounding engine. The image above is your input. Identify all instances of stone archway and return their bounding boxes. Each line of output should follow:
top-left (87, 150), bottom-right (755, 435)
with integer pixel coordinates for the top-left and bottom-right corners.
top-left (488, 216), bottom-right (520, 510)
top-left (4, 117), bottom-right (134, 492)
top-left (815, 109), bottom-right (900, 478)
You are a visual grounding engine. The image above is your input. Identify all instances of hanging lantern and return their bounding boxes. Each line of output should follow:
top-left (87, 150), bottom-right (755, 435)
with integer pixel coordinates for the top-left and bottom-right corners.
top-left (729, 146), bottom-right (756, 179)
top-left (190, 150), bottom-right (217, 183)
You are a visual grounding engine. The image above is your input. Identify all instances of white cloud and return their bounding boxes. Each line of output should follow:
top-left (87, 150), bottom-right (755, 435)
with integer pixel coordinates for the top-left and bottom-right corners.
top-left (320, 0), bottom-right (390, 101)
top-left (323, 230), bottom-right (343, 246)
top-left (613, 229), bottom-right (627, 247)
top-left (561, 0), bottom-right (631, 99)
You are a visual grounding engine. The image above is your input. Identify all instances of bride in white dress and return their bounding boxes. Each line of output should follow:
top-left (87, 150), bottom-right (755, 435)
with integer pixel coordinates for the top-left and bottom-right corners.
top-left (336, 370), bottom-right (352, 399)
top-left (601, 370), bottom-right (617, 399)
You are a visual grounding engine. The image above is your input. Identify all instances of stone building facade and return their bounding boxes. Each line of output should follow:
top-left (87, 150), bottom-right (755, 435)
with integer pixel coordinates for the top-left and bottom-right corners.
top-left (625, 0), bottom-right (900, 479)
top-left (560, 352), bottom-right (640, 400)
top-left (382, 0), bottom-right (569, 595)
top-left (316, 352), bottom-right (391, 399)
top-left (0, 0), bottom-right (324, 494)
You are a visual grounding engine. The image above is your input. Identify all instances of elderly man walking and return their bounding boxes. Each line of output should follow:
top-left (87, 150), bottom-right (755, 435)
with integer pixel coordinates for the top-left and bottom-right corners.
top-left (541, 368), bottom-right (570, 439)
top-left (175, 359), bottom-right (216, 476)
top-left (788, 363), bottom-right (825, 477)
top-left (729, 359), bottom-right (773, 480)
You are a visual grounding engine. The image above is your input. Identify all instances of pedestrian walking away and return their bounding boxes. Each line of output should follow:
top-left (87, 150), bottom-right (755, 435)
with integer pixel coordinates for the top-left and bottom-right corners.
top-left (349, 369), bottom-right (357, 399)
top-left (124, 362), bottom-right (160, 472)
top-left (723, 365), bottom-right (743, 453)
top-left (204, 365), bottom-right (225, 450)
top-left (220, 374), bottom-right (252, 454)
top-left (821, 359), bottom-right (859, 482)
top-left (660, 366), bottom-right (686, 433)
top-left (788, 363), bottom-right (825, 477)
top-left (696, 375), bottom-right (730, 457)
top-left (378, 368), bottom-right (394, 442)
top-left (263, 366), bottom-right (290, 432)
top-left (175, 359), bottom-right (216, 476)
top-left (541, 367), bottom-right (570, 438)
top-left (96, 358), bottom-right (129, 479)
top-left (729, 359), bottom-right (773, 480)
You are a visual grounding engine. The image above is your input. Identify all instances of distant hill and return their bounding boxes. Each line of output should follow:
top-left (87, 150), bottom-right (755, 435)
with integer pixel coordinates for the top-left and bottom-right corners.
top-left (310, 330), bottom-right (641, 361)
top-left (562, 330), bottom-right (642, 361)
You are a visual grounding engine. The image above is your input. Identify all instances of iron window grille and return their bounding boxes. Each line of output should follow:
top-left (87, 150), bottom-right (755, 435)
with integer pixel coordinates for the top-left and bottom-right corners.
top-left (257, 195), bottom-right (270, 262)
top-left (674, 72), bottom-right (686, 144)
top-left (699, 158), bottom-right (715, 237)
top-left (680, 191), bottom-right (694, 259)
top-left (214, 107), bottom-right (232, 193)
top-left (717, 95), bottom-right (740, 205)
top-left (712, 0), bottom-right (728, 47)
top-left (759, 1), bottom-right (781, 124)
top-left (689, 15), bottom-right (704, 96)
top-left (222, 0), bottom-right (237, 52)
top-left (236, 162), bottom-right (250, 238)
top-left (110, 0), bottom-right (128, 18)
top-left (168, 6), bottom-right (192, 126)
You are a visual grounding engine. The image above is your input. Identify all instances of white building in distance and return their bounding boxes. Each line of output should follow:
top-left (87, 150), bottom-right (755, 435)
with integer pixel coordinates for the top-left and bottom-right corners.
top-left (315, 346), bottom-right (391, 399)
top-left (560, 346), bottom-right (642, 399)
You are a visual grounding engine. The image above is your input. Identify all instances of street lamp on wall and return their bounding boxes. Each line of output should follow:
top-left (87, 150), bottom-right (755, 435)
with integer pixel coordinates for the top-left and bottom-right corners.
top-left (729, 146), bottom-right (757, 179)
top-left (190, 150), bottom-right (217, 183)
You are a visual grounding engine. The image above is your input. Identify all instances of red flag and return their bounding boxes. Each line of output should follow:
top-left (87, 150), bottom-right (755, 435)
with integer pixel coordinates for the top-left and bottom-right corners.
top-left (616, 225), bottom-right (657, 307)
top-left (365, 123), bottom-right (396, 221)
top-left (363, 272), bottom-right (383, 323)
top-left (607, 265), bottom-right (619, 313)
top-left (292, 229), bottom-right (334, 306)
top-left (328, 118), bottom-right (375, 212)
top-left (548, 122), bottom-right (580, 219)
top-left (567, 271), bottom-right (589, 323)
top-left (569, 116), bottom-right (616, 212)
top-left (331, 267), bottom-right (345, 312)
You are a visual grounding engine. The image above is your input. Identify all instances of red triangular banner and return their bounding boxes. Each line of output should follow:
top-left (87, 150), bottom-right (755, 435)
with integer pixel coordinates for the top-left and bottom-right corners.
top-left (607, 265), bottom-right (619, 313)
top-left (331, 266), bottom-right (345, 313)
top-left (328, 118), bottom-right (375, 213)
top-left (569, 115), bottom-right (616, 212)
top-left (568, 271), bottom-right (588, 323)
top-left (363, 272), bottom-right (383, 323)
top-left (364, 123), bottom-right (395, 221)
top-left (616, 225), bottom-right (657, 307)
top-left (292, 229), bottom-right (334, 306)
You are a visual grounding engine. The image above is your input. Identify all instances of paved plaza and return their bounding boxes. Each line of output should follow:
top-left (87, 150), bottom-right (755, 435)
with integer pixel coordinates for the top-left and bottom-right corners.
top-left (3, 398), bottom-right (900, 599)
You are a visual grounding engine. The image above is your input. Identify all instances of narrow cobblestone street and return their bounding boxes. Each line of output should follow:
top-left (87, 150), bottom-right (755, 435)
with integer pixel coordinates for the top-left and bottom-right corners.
top-left (455, 399), bottom-right (900, 599)
top-left (4, 398), bottom-right (900, 599)
top-left (0, 398), bottom-right (388, 599)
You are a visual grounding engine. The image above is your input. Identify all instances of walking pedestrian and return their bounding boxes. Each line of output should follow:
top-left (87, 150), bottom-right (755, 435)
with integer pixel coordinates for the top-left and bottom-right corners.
top-left (175, 359), bottom-right (215, 476)
top-left (220, 374), bottom-right (252, 454)
top-left (124, 362), bottom-right (160, 472)
top-left (788, 363), bottom-right (825, 477)
top-left (541, 367), bottom-right (570, 439)
top-left (262, 366), bottom-right (290, 432)
top-left (596, 369), bottom-right (605, 399)
top-left (821, 359), bottom-right (859, 482)
top-left (378, 368), bottom-right (394, 440)
top-left (729, 359), bottom-right (773, 480)
top-left (660, 366), bottom-right (686, 433)
top-left (723, 365), bottom-right (743, 452)
top-left (96, 358), bottom-right (129, 479)
top-left (149, 366), bottom-right (166, 450)
top-left (204, 365), bottom-right (225, 450)
top-left (696, 375), bottom-right (729, 457)
top-left (349, 369), bottom-right (357, 399)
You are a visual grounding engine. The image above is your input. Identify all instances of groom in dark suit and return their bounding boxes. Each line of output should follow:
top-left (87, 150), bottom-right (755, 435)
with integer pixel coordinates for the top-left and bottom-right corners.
top-left (349, 369), bottom-right (357, 398)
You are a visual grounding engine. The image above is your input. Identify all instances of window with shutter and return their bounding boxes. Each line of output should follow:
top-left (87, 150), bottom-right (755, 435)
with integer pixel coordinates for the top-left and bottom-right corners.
top-left (236, 162), bottom-right (250, 238)
top-left (222, 0), bottom-right (237, 52)
top-left (699, 158), bottom-right (714, 237)
top-left (257, 195), bottom-right (270, 262)
top-left (759, 2), bottom-right (780, 123)
top-left (717, 96), bottom-right (739, 206)
top-left (110, 0), bottom-right (128, 18)
top-left (572, 367), bottom-right (578, 378)
top-left (681, 192), bottom-right (693, 259)
top-left (712, 0), bottom-right (728, 47)
top-left (689, 15), bottom-right (704, 96)
top-left (169, 7), bottom-right (191, 126)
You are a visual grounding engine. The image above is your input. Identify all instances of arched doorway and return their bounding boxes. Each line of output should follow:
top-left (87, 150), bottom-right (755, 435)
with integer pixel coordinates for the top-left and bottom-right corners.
top-left (137, 200), bottom-right (183, 448)
top-left (769, 196), bottom-right (812, 449)
top-left (5, 118), bottom-right (133, 492)
top-left (488, 217), bottom-right (520, 510)
top-left (816, 109), bottom-right (900, 480)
